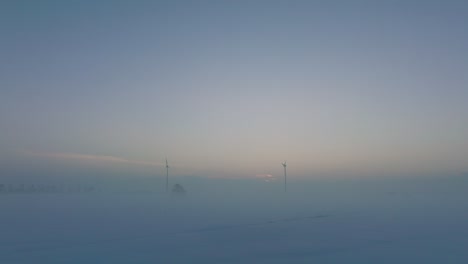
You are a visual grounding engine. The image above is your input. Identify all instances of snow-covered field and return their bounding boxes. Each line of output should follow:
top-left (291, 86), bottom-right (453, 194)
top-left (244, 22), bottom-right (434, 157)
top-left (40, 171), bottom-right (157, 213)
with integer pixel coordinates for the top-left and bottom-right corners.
top-left (1, 179), bottom-right (468, 263)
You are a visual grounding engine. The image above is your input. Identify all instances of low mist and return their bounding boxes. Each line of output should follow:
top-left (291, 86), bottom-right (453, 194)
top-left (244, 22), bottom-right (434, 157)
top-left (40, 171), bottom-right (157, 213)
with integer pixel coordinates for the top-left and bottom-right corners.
top-left (1, 174), bottom-right (468, 263)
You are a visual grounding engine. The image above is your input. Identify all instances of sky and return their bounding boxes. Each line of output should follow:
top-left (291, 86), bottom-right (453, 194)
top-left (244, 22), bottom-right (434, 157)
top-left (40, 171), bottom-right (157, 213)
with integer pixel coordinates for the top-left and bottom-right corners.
top-left (1, 0), bottom-right (468, 180)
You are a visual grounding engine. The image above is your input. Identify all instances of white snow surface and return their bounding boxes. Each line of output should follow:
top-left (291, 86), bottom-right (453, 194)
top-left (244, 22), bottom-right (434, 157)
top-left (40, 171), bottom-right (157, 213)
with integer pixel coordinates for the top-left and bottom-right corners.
top-left (1, 179), bottom-right (468, 263)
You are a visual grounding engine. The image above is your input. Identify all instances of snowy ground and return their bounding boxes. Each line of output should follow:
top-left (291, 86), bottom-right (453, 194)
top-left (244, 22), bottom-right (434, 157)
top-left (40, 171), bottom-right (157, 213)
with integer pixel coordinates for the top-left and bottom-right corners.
top-left (1, 179), bottom-right (468, 263)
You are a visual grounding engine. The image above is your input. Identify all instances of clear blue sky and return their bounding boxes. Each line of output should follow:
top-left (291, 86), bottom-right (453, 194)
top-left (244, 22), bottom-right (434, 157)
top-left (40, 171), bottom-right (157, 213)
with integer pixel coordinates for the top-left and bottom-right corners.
top-left (1, 0), bottom-right (467, 179)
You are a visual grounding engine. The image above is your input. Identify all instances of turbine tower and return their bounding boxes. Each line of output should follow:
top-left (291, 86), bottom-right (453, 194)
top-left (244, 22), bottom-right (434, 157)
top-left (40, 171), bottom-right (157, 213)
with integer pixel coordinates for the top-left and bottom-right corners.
top-left (165, 158), bottom-right (169, 192)
top-left (282, 161), bottom-right (287, 192)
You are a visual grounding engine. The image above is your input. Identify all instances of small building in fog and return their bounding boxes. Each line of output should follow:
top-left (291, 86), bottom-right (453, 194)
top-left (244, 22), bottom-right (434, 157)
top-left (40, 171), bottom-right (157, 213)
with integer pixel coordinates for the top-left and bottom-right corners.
top-left (172, 184), bottom-right (186, 195)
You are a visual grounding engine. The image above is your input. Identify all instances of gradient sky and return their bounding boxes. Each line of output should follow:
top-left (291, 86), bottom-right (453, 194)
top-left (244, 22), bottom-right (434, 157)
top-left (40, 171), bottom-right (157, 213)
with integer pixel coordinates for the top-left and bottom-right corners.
top-left (1, 0), bottom-right (467, 179)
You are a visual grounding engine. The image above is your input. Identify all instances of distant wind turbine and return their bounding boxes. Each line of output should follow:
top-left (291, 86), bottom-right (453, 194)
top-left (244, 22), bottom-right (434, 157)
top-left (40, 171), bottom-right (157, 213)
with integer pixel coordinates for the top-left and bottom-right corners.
top-left (282, 161), bottom-right (287, 192)
top-left (165, 158), bottom-right (169, 192)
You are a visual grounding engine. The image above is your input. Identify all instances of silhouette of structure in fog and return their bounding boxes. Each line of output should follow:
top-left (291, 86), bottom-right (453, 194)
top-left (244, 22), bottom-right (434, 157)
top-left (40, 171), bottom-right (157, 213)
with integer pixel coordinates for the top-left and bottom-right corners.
top-left (282, 161), bottom-right (287, 192)
top-left (172, 183), bottom-right (186, 196)
top-left (165, 158), bottom-right (169, 192)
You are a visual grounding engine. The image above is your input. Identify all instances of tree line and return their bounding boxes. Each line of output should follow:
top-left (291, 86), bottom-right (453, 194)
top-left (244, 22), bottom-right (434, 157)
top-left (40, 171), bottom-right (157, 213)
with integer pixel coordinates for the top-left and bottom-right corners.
top-left (0, 184), bottom-right (97, 193)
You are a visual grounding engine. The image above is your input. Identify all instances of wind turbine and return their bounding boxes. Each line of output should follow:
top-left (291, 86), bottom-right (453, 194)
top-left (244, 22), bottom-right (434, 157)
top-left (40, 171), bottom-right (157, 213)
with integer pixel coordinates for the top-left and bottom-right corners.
top-left (282, 161), bottom-right (287, 192)
top-left (165, 158), bottom-right (169, 192)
